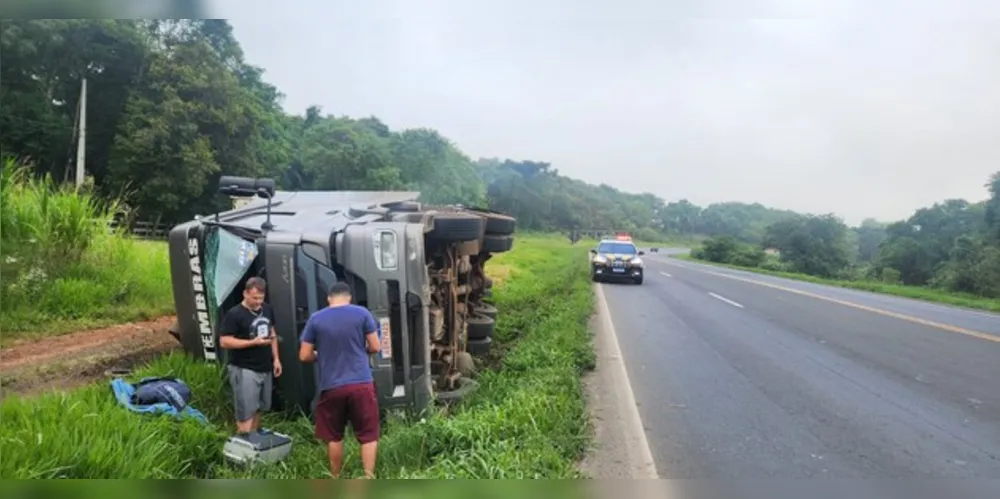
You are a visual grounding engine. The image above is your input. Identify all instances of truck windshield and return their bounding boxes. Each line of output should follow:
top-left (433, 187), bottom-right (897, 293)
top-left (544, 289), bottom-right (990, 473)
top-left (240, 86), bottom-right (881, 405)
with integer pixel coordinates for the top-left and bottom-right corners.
top-left (597, 242), bottom-right (637, 254)
top-left (204, 227), bottom-right (260, 315)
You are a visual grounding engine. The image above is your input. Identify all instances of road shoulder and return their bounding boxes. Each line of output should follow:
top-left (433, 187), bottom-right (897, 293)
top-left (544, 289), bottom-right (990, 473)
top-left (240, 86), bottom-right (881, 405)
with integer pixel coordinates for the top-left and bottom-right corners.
top-left (579, 283), bottom-right (659, 479)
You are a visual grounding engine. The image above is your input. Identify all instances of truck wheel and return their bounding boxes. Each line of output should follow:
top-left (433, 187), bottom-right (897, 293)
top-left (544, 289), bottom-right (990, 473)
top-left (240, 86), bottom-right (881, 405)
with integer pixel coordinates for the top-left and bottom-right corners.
top-left (466, 313), bottom-right (495, 340)
top-left (479, 212), bottom-right (516, 235)
top-left (467, 337), bottom-right (493, 357)
top-left (387, 201), bottom-right (421, 212)
top-left (481, 234), bottom-right (513, 253)
top-left (435, 377), bottom-right (479, 404)
top-left (472, 301), bottom-right (497, 319)
top-left (427, 213), bottom-right (485, 242)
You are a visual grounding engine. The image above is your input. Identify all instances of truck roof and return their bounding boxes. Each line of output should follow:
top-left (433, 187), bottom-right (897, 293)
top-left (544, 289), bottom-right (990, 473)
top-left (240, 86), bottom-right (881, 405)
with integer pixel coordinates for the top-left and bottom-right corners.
top-left (205, 190), bottom-right (422, 234)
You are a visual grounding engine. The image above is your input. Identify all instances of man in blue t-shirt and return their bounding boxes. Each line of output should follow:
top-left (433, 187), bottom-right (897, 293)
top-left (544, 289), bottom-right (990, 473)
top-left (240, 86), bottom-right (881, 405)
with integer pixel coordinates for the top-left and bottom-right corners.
top-left (299, 281), bottom-right (381, 479)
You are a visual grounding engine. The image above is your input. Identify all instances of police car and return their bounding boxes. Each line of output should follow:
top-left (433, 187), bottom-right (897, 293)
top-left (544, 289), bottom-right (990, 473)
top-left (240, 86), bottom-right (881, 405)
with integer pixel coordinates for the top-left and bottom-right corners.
top-left (589, 234), bottom-right (644, 284)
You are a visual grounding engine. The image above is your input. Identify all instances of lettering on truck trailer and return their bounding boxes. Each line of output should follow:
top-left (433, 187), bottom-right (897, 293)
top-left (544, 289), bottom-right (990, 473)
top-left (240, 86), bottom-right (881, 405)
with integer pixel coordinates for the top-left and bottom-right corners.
top-left (188, 237), bottom-right (216, 360)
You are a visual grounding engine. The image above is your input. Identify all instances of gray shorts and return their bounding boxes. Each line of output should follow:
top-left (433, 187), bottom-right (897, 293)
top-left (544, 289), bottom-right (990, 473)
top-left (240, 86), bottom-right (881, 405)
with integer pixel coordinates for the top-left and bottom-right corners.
top-left (227, 364), bottom-right (272, 422)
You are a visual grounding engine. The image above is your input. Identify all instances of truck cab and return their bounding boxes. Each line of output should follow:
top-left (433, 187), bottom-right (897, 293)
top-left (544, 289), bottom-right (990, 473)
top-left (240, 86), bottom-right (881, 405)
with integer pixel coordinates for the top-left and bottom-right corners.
top-left (167, 177), bottom-right (516, 416)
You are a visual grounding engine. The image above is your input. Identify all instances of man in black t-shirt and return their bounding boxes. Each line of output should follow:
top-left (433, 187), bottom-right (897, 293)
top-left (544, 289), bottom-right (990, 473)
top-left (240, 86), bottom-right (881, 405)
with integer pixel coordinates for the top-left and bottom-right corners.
top-left (219, 277), bottom-right (282, 434)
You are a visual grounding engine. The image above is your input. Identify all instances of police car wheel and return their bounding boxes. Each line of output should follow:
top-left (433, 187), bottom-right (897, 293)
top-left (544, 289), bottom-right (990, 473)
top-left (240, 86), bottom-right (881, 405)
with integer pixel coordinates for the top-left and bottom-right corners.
top-left (428, 213), bottom-right (486, 242)
top-left (481, 234), bottom-right (514, 253)
top-left (467, 313), bottom-right (495, 340)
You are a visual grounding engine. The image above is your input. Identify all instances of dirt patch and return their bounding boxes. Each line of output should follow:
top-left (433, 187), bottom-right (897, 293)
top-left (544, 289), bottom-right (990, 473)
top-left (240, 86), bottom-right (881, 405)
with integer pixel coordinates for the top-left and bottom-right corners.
top-left (1, 316), bottom-right (181, 399)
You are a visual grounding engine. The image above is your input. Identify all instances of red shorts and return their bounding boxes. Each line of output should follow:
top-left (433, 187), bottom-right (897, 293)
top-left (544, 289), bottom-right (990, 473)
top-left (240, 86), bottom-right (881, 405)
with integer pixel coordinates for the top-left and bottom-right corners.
top-left (314, 382), bottom-right (380, 444)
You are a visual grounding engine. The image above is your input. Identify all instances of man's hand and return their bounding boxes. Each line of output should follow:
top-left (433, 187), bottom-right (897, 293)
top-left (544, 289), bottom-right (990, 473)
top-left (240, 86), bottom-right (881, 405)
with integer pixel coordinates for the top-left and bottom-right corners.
top-left (273, 359), bottom-right (283, 377)
top-left (253, 335), bottom-right (273, 346)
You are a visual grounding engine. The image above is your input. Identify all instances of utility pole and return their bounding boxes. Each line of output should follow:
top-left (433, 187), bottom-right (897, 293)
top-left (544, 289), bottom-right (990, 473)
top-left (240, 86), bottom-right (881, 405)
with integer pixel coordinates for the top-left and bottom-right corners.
top-left (75, 77), bottom-right (88, 189)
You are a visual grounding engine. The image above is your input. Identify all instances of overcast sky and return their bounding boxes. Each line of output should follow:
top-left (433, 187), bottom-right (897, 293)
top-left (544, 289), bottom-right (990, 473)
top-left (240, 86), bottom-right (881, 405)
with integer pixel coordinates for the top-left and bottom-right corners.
top-left (215, 0), bottom-right (1000, 226)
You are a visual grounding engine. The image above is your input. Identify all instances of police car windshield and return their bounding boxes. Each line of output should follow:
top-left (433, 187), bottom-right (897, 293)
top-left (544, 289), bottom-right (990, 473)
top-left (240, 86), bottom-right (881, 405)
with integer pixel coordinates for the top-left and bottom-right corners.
top-left (598, 242), bottom-right (637, 254)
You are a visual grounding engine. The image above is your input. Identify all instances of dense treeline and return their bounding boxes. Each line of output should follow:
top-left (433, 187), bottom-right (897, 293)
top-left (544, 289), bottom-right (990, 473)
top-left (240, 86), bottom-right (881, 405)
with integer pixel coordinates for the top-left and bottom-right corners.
top-left (4, 19), bottom-right (998, 304)
top-left (0, 20), bottom-right (649, 235)
top-left (693, 173), bottom-right (1000, 299)
top-left (0, 19), bottom-right (809, 240)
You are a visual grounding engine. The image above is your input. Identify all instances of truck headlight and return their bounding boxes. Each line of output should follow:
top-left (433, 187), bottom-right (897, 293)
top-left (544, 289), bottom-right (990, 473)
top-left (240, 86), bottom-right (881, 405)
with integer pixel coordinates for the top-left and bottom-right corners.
top-left (630, 257), bottom-right (643, 266)
top-left (373, 230), bottom-right (398, 270)
top-left (592, 256), bottom-right (607, 264)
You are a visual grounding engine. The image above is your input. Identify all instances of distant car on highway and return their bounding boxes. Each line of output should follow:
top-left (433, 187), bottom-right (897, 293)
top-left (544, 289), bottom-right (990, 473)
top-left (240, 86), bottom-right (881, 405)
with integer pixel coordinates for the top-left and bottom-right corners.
top-left (589, 235), bottom-right (645, 284)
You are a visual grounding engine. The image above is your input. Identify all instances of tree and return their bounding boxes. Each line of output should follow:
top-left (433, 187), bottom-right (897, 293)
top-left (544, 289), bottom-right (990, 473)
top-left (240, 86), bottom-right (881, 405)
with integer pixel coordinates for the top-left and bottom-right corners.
top-left (763, 214), bottom-right (850, 278)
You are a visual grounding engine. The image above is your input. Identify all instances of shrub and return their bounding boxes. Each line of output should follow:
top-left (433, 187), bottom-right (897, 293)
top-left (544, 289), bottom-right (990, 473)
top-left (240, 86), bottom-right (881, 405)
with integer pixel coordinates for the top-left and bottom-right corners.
top-left (697, 235), bottom-right (740, 263)
top-left (879, 267), bottom-right (901, 284)
top-left (0, 157), bottom-right (173, 340)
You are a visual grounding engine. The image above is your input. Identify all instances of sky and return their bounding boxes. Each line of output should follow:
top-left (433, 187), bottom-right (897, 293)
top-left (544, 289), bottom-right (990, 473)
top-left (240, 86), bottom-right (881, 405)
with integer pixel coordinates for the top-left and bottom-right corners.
top-left (211, 0), bottom-right (1000, 226)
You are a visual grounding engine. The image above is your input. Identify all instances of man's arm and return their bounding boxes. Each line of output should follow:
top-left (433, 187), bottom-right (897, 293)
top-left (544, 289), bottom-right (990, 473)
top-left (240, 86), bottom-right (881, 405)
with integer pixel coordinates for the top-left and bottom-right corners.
top-left (365, 331), bottom-right (380, 354)
top-left (218, 312), bottom-right (267, 349)
top-left (364, 311), bottom-right (380, 354)
top-left (298, 318), bottom-right (317, 363)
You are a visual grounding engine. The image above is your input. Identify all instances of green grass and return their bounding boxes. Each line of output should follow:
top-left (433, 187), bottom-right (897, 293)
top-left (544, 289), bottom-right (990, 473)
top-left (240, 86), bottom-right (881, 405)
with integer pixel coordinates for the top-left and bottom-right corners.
top-left (673, 253), bottom-right (1000, 313)
top-left (0, 234), bottom-right (598, 479)
top-left (1, 158), bottom-right (174, 345)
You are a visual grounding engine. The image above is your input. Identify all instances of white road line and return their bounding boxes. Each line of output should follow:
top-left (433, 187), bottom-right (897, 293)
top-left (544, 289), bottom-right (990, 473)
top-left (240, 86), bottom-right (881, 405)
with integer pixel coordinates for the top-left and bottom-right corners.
top-left (709, 292), bottom-right (744, 309)
top-left (660, 271), bottom-right (672, 277)
top-left (664, 258), bottom-right (1000, 344)
top-left (593, 283), bottom-right (659, 479)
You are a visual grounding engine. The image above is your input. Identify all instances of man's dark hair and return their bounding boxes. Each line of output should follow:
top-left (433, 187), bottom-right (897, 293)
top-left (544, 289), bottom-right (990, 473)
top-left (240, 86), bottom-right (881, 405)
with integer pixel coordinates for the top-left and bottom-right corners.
top-left (328, 281), bottom-right (351, 297)
top-left (245, 277), bottom-right (267, 293)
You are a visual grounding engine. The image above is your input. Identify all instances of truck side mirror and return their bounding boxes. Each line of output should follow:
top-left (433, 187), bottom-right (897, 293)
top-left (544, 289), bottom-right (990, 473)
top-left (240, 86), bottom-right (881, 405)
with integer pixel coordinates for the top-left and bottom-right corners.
top-left (638, 251), bottom-right (645, 256)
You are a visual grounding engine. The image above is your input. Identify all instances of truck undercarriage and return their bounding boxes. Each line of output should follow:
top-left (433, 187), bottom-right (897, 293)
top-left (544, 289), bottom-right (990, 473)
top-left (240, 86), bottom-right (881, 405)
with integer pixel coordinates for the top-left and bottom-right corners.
top-left (166, 177), bottom-right (516, 416)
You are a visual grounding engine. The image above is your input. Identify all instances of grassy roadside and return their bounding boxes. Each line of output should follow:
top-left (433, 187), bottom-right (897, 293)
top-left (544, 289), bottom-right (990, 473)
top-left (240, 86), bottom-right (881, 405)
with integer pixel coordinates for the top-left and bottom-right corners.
top-left (1, 158), bottom-right (174, 346)
top-left (0, 239), bottom-right (175, 347)
top-left (0, 234), bottom-right (597, 479)
top-left (672, 253), bottom-right (1000, 313)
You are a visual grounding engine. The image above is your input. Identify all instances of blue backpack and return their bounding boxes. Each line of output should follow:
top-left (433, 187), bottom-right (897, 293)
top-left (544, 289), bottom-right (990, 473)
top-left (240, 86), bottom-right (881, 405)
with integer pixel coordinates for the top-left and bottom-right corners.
top-left (130, 377), bottom-right (193, 411)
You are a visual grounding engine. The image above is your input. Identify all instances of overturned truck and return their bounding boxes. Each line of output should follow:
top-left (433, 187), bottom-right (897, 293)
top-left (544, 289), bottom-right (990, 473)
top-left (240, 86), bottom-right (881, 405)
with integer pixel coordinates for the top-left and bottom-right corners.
top-left (167, 176), bottom-right (516, 416)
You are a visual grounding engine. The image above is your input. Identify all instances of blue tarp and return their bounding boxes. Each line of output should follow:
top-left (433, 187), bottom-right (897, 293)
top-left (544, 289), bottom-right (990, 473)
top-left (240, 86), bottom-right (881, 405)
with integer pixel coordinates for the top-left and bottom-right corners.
top-left (110, 377), bottom-right (210, 424)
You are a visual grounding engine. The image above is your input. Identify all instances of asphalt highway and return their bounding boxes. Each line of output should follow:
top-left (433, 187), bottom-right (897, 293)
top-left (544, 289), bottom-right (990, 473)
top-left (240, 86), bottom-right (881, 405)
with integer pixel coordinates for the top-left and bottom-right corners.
top-left (599, 250), bottom-right (1000, 478)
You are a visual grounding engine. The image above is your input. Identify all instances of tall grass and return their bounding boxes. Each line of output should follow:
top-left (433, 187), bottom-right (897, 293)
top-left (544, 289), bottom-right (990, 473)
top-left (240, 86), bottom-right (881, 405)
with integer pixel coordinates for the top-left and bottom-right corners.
top-left (0, 158), bottom-right (173, 342)
top-left (0, 234), bottom-right (597, 479)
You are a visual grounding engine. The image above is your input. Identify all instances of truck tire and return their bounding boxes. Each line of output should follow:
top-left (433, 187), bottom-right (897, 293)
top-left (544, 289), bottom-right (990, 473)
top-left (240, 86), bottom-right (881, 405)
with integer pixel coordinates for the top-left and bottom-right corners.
top-left (427, 213), bottom-right (485, 243)
top-left (478, 212), bottom-right (516, 235)
top-left (468, 337), bottom-right (492, 357)
top-left (466, 313), bottom-right (495, 340)
top-left (387, 201), bottom-right (421, 212)
top-left (481, 234), bottom-right (514, 253)
top-left (472, 301), bottom-right (497, 319)
top-left (435, 377), bottom-right (479, 404)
